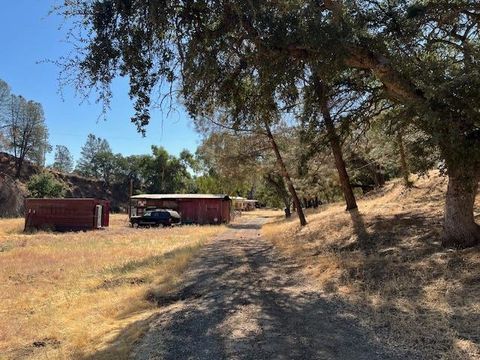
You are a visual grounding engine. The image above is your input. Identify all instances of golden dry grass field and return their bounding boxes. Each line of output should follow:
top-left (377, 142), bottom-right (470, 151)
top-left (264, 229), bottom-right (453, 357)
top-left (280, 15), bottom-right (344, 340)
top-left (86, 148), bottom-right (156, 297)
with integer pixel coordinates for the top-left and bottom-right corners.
top-left (0, 215), bottom-right (226, 359)
top-left (263, 172), bottom-right (480, 359)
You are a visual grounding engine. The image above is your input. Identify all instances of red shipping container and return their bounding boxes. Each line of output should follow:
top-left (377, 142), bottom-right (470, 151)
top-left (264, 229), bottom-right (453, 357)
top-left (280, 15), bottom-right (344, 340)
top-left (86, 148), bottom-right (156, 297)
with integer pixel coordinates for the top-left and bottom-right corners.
top-left (24, 198), bottom-right (110, 232)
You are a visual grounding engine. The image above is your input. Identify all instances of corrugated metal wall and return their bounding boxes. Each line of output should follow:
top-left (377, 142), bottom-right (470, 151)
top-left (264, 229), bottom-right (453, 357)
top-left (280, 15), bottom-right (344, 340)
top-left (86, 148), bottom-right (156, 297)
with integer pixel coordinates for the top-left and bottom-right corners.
top-left (24, 199), bottom-right (110, 231)
top-left (131, 198), bottom-right (231, 225)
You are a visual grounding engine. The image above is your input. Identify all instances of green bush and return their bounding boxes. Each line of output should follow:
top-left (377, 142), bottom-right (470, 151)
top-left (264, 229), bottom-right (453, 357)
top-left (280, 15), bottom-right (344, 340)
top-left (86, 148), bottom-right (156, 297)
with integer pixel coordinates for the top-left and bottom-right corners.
top-left (27, 172), bottom-right (67, 198)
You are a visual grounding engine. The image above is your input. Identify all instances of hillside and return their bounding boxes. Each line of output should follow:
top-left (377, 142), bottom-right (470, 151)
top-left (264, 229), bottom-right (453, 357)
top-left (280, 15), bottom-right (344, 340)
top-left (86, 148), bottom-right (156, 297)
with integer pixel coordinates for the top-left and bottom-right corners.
top-left (0, 152), bottom-right (128, 216)
top-left (263, 172), bottom-right (480, 359)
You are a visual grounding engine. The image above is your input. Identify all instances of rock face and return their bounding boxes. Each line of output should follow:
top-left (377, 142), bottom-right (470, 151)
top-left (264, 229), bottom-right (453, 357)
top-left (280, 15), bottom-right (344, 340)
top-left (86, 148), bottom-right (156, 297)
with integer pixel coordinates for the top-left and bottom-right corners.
top-left (0, 152), bottom-right (128, 217)
top-left (0, 174), bottom-right (25, 217)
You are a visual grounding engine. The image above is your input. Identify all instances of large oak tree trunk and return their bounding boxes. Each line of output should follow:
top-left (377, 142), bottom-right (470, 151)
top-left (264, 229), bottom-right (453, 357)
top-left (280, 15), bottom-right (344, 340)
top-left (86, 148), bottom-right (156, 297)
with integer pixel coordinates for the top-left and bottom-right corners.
top-left (443, 167), bottom-right (480, 248)
top-left (319, 98), bottom-right (358, 211)
top-left (264, 121), bottom-right (307, 226)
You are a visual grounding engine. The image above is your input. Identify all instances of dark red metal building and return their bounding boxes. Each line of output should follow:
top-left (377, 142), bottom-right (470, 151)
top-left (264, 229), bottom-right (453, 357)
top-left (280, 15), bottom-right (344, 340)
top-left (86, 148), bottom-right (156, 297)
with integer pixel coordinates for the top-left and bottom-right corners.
top-left (130, 194), bottom-right (231, 225)
top-left (24, 198), bottom-right (110, 232)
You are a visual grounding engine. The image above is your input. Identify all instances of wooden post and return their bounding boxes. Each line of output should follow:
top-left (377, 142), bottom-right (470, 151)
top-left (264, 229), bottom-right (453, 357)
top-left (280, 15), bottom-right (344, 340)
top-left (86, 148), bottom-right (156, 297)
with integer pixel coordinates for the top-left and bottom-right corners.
top-left (128, 178), bottom-right (133, 218)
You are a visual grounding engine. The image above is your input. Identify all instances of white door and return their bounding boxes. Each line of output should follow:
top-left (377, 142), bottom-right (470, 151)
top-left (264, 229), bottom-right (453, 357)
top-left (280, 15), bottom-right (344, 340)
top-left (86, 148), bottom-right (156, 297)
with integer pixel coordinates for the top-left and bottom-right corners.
top-left (95, 205), bottom-right (103, 228)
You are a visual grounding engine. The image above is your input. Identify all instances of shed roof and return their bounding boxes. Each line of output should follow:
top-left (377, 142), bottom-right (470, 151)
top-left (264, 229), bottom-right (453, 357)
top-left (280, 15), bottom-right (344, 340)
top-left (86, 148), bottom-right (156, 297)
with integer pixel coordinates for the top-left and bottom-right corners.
top-left (26, 198), bottom-right (105, 201)
top-left (231, 197), bottom-right (257, 202)
top-left (131, 194), bottom-right (230, 200)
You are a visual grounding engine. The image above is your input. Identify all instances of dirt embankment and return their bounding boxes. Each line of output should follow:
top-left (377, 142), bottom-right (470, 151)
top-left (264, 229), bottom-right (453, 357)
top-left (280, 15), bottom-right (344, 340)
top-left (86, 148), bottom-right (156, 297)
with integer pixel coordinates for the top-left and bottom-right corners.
top-left (0, 152), bottom-right (128, 217)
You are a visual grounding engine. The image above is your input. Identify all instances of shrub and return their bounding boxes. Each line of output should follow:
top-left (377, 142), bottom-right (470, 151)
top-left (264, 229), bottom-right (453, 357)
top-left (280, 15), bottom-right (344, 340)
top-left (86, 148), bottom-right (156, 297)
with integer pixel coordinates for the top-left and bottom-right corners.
top-left (27, 172), bottom-right (67, 198)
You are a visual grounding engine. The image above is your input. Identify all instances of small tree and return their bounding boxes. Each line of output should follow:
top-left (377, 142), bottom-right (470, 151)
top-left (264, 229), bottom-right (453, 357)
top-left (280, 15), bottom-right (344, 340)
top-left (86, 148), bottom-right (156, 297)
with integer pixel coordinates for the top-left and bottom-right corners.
top-left (52, 145), bottom-right (74, 173)
top-left (75, 134), bottom-right (112, 178)
top-left (27, 172), bottom-right (67, 198)
top-left (0, 79), bottom-right (10, 133)
top-left (0, 80), bottom-right (10, 151)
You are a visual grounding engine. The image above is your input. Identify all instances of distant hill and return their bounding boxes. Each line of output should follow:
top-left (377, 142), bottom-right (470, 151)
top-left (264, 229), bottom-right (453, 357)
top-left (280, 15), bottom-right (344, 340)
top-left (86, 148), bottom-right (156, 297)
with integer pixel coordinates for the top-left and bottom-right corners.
top-left (0, 152), bottom-right (128, 217)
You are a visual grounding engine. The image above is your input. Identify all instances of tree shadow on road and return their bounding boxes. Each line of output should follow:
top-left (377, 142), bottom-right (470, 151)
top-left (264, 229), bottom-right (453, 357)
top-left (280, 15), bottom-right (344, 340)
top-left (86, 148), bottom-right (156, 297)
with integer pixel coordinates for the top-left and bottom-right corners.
top-left (79, 230), bottom-right (416, 360)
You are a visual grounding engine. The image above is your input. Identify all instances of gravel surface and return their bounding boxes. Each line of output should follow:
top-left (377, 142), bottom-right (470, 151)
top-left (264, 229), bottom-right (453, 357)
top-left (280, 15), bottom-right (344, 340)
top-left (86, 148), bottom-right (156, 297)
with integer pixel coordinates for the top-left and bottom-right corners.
top-left (133, 217), bottom-right (410, 360)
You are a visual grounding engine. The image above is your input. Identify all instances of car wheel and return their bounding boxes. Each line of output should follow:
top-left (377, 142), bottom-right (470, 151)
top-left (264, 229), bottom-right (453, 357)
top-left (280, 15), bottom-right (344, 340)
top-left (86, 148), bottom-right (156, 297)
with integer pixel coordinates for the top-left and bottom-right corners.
top-left (132, 223), bottom-right (139, 229)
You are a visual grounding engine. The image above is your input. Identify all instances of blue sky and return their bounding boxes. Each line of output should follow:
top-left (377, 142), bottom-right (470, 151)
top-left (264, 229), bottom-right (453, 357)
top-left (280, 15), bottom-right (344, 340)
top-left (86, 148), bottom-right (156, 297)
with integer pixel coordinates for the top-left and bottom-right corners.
top-left (0, 1), bottom-right (201, 165)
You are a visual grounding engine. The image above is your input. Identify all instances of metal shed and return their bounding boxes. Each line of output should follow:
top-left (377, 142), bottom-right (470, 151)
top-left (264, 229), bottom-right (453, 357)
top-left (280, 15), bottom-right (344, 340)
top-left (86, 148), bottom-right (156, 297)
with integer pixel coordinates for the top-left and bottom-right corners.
top-left (130, 194), bottom-right (231, 225)
top-left (24, 198), bottom-right (110, 232)
top-left (232, 197), bottom-right (258, 211)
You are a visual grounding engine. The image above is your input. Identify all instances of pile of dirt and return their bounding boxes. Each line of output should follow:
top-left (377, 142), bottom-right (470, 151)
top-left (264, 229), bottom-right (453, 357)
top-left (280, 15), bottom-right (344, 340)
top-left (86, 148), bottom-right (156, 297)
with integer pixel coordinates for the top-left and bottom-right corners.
top-left (0, 152), bottom-right (128, 217)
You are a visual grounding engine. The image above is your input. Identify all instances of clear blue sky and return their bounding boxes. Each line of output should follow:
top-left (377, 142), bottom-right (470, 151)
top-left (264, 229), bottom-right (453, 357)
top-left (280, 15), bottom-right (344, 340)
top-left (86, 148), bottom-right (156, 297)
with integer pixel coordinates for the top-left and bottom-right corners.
top-left (0, 1), bottom-right (201, 165)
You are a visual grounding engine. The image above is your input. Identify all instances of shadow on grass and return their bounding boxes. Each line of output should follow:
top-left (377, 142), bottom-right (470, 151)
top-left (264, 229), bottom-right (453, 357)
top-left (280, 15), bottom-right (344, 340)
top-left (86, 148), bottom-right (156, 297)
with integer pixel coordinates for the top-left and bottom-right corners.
top-left (78, 225), bottom-right (417, 360)
top-left (75, 209), bottom-right (479, 360)
top-left (318, 209), bottom-right (478, 357)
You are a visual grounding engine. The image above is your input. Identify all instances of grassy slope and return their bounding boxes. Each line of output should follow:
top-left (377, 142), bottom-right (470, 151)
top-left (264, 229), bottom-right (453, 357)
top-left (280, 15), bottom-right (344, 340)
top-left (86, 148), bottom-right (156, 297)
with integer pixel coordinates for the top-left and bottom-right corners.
top-left (0, 215), bottom-right (225, 359)
top-left (263, 172), bottom-right (480, 359)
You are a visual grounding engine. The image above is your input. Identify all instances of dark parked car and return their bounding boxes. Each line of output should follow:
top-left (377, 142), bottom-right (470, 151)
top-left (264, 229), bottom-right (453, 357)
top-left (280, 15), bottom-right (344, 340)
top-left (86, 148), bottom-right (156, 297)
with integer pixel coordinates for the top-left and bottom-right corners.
top-left (130, 209), bottom-right (181, 228)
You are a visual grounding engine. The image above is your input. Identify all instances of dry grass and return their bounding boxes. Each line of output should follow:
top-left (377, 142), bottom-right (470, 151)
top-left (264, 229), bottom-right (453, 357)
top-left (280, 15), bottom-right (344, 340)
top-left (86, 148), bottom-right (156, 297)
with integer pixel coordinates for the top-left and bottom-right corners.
top-left (0, 214), bottom-right (226, 359)
top-left (235, 208), bottom-right (285, 219)
top-left (263, 172), bottom-right (480, 359)
top-left (0, 217), bottom-right (24, 235)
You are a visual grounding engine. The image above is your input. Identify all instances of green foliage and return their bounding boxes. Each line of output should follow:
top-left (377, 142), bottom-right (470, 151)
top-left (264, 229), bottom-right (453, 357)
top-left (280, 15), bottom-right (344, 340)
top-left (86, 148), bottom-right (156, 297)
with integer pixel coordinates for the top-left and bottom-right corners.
top-left (75, 134), bottom-right (112, 179)
top-left (59, 1), bottom-right (480, 244)
top-left (0, 83), bottom-right (51, 173)
top-left (17, 99), bottom-right (49, 163)
top-left (0, 79), bottom-right (10, 135)
top-left (139, 146), bottom-right (195, 194)
top-left (74, 133), bottom-right (196, 194)
top-left (195, 132), bottom-right (264, 195)
top-left (258, 173), bottom-right (291, 209)
top-left (52, 145), bottom-right (74, 173)
top-left (59, 0), bottom-right (480, 171)
top-left (27, 172), bottom-right (67, 198)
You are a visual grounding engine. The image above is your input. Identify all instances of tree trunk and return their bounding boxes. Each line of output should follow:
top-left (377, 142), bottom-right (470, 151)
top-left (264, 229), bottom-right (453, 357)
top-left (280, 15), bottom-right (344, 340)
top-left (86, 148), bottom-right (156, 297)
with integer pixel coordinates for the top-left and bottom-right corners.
top-left (15, 155), bottom-right (24, 179)
top-left (284, 203), bottom-right (292, 218)
top-left (397, 132), bottom-right (411, 187)
top-left (264, 173), bottom-right (292, 219)
top-left (319, 100), bottom-right (358, 211)
top-left (443, 167), bottom-right (480, 248)
top-left (264, 121), bottom-right (307, 226)
top-left (371, 164), bottom-right (385, 188)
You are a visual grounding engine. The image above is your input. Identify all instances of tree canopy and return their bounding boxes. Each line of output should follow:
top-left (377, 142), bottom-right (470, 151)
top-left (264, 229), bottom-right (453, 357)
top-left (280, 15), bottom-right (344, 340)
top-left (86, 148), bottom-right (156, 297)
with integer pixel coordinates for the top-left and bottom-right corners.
top-left (51, 145), bottom-right (74, 173)
top-left (58, 0), bottom-right (480, 248)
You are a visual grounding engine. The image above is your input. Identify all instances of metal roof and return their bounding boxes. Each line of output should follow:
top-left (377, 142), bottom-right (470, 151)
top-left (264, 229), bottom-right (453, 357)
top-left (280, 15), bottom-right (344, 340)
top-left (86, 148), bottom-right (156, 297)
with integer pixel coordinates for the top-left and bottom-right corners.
top-left (131, 194), bottom-right (231, 200)
top-left (231, 197), bottom-right (257, 202)
top-left (26, 198), bottom-right (105, 201)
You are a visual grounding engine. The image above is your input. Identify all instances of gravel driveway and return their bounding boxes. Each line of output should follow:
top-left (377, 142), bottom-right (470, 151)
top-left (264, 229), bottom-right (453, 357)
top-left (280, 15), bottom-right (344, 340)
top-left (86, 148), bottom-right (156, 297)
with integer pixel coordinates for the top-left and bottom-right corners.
top-left (133, 217), bottom-right (409, 360)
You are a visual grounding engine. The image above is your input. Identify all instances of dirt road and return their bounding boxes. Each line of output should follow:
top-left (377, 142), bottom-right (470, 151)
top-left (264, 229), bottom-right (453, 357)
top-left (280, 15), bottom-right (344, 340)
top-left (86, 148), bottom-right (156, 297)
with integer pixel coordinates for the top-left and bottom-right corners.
top-left (133, 217), bottom-right (410, 360)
